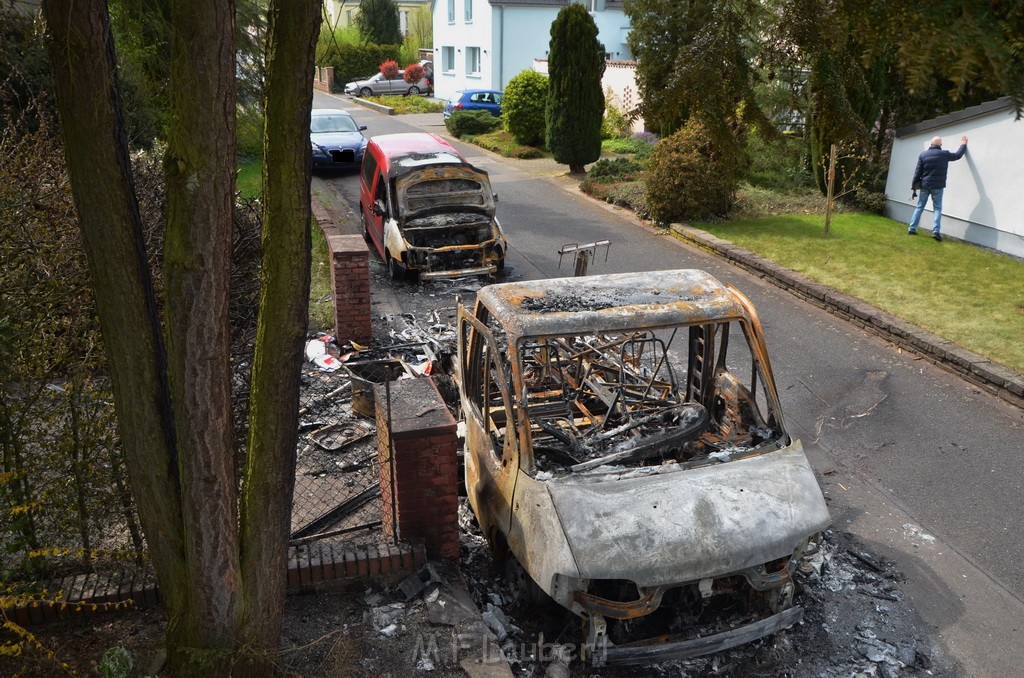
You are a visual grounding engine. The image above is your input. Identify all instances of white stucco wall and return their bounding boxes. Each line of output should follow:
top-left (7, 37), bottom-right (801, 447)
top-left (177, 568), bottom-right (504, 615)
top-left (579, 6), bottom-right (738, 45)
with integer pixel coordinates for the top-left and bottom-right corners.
top-left (432, 0), bottom-right (496, 100)
top-left (535, 58), bottom-right (644, 134)
top-left (432, 1), bottom-right (632, 100)
top-left (885, 101), bottom-right (1024, 258)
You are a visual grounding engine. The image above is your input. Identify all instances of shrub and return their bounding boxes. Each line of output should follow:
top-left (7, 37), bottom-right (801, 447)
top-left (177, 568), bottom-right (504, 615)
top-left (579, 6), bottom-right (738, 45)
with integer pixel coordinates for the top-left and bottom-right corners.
top-left (644, 118), bottom-right (743, 224)
top-left (446, 109), bottom-right (501, 137)
top-left (607, 181), bottom-right (650, 219)
top-left (744, 131), bottom-right (812, 190)
top-left (583, 157), bottom-right (643, 183)
top-left (236, 106), bottom-right (264, 160)
top-left (379, 59), bottom-right (399, 79)
top-left (502, 70), bottom-right (548, 147)
top-left (403, 62), bottom-right (425, 82)
top-left (319, 43), bottom-right (401, 89)
top-left (601, 134), bottom-right (658, 159)
top-left (601, 90), bottom-right (632, 140)
top-left (852, 188), bottom-right (887, 214)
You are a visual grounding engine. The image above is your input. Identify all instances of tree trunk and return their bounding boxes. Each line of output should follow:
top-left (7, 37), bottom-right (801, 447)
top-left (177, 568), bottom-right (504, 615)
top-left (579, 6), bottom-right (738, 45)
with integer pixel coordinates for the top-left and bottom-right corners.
top-left (42, 0), bottom-right (188, 629)
top-left (237, 2), bottom-right (320, 670)
top-left (162, 0), bottom-right (242, 668)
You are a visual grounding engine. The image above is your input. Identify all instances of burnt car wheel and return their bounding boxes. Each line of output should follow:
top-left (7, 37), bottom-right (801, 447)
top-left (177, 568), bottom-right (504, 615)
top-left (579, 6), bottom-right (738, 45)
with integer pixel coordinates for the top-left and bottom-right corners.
top-left (360, 210), bottom-right (370, 241)
top-left (386, 252), bottom-right (406, 280)
top-left (407, 85), bottom-right (420, 95)
top-left (505, 553), bottom-right (552, 608)
top-left (359, 87), bottom-right (372, 97)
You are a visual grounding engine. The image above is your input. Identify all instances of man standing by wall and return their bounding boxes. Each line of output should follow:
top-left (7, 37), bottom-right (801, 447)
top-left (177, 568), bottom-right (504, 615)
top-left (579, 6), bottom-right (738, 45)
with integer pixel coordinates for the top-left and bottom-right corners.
top-left (909, 135), bottom-right (968, 241)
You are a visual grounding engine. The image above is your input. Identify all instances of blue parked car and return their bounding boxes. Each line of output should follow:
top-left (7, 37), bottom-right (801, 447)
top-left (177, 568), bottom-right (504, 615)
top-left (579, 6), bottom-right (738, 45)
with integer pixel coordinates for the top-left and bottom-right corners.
top-left (310, 109), bottom-right (367, 170)
top-left (443, 89), bottom-right (503, 119)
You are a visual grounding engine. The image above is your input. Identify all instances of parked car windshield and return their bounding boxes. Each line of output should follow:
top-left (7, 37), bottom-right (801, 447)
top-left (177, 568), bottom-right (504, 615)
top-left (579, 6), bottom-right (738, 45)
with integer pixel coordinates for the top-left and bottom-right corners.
top-left (311, 114), bottom-right (358, 134)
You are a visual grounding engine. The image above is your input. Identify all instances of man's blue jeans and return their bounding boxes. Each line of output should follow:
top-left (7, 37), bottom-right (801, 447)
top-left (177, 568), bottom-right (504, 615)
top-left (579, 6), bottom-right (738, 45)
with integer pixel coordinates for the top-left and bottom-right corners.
top-left (908, 188), bottom-right (944, 234)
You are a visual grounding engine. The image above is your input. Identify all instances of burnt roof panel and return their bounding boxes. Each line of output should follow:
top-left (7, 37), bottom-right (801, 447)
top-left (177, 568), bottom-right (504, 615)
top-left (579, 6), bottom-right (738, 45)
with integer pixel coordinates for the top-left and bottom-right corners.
top-left (478, 269), bottom-right (748, 340)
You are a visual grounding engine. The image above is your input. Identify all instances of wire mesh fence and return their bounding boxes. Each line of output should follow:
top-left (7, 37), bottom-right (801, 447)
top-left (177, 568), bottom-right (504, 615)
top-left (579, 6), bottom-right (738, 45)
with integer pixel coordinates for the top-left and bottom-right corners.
top-left (291, 354), bottom-right (400, 552)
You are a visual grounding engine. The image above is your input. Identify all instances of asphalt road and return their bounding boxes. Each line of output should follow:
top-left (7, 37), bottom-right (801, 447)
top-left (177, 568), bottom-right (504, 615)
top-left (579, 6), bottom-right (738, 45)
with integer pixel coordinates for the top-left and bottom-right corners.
top-left (312, 90), bottom-right (1024, 676)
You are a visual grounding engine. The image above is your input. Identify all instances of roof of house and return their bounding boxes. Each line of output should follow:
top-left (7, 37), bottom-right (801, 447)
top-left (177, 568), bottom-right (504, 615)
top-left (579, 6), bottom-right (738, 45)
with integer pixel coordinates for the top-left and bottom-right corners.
top-left (895, 97), bottom-right (1018, 138)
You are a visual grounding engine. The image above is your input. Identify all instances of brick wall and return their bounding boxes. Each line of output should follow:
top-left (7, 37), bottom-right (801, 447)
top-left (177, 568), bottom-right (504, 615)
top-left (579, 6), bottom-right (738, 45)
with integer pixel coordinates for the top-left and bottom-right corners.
top-left (376, 378), bottom-right (460, 562)
top-left (314, 66), bottom-right (335, 92)
top-left (325, 234), bottom-right (371, 346)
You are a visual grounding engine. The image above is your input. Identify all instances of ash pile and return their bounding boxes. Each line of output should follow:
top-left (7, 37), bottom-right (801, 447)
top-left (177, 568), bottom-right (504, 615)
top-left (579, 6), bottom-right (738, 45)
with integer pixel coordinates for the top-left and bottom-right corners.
top-left (457, 504), bottom-right (946, 677)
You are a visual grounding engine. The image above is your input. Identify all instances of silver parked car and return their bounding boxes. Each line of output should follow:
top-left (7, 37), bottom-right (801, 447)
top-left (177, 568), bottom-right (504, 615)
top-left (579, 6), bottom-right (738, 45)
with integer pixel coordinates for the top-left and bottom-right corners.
top-left (344, 70), bottom-right (429, 97)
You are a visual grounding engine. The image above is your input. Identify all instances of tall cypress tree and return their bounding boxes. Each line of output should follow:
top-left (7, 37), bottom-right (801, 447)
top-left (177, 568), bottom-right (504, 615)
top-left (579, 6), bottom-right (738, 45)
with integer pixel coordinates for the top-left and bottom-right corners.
top-left (546, 4), bottom-right (605, 174)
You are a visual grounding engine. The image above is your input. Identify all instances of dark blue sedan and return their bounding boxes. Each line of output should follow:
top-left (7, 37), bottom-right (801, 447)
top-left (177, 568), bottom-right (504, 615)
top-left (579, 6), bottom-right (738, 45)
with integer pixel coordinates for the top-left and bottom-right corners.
top-left (442, 89), bottom-right (503, 119)
top-left (310, 109), bottom-right (367, 170)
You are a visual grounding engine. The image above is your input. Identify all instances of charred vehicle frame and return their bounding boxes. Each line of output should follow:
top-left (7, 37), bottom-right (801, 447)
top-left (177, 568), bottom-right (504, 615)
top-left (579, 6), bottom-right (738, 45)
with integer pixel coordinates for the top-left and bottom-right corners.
top-left (456, 270), bottom-right (831, 665)
top-left (359, 133), bottom-right (508, 280)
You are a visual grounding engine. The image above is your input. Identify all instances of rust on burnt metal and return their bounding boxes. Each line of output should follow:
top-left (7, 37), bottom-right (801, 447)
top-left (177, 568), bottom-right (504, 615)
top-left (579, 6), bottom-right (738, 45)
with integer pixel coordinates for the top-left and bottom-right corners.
top-left (456, 269), bottom-right (831, 664)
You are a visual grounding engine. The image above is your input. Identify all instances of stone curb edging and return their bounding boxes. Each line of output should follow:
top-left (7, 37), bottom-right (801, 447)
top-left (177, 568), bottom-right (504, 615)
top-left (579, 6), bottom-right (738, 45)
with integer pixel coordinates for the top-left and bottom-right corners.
top-left (8, 542), bottom-right (426, 628)
top-left (671, 224), bottom-right (1024, 410)
top-left (347, 96), bottom-right (395, 115)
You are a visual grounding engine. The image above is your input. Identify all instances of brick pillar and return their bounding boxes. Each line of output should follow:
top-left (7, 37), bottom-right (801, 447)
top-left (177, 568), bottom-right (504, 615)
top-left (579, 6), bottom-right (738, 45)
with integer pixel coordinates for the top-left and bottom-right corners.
top-left (326, 234), bottom-right (371, 346)
top-left (375, 378), bottom-right (460, 562)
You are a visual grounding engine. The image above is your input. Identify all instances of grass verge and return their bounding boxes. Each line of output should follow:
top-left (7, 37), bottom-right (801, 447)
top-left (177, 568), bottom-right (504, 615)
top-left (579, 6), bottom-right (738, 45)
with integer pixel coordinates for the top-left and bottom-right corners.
top-left (695, 212), bottom-right (1024, 373)
top-left (368, 95), bottom-right (443, 114)
top-left (463, 129), bottom-right (546, 159)
top-left (309, 217), bottom-right (334, 331)
top-left (237, 156), bottom-right (262, 200)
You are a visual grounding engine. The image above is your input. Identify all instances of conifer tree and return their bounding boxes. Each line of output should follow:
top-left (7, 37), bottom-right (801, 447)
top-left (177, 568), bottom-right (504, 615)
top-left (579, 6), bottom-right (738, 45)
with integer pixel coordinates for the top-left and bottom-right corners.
top-left (546, 4), bottom-right (605, 174)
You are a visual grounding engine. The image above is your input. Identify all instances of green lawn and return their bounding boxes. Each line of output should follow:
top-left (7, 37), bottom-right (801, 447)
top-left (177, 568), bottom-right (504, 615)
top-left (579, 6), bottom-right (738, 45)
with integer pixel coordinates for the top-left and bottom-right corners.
top-left (367, 95), bottom-right (444, 114)
top-left (695, 213), bottom-right (1024, 373)
top-left (236, 157), bottom-right (334, 330)
top-left (236, 157), bottom-right (262, 200)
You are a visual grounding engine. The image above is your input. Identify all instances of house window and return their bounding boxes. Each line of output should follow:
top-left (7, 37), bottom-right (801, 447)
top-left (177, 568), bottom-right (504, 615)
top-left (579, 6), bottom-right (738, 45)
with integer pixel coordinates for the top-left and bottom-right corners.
top-left (442, 46), bottom-right (455, 73)
top-left (447, 0), bottom-right (455, 23)
top-left (400, 10), bottom-right (408, 35)
top-left (466, 47), bottom-right (481, 76)
top-left (465, 0), bottom-right (473, 22)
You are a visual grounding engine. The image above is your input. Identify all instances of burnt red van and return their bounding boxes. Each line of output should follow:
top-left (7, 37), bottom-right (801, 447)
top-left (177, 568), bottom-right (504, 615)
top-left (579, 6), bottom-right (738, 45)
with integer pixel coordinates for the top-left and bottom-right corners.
top-left (358, 132), bottom-right (508, 280)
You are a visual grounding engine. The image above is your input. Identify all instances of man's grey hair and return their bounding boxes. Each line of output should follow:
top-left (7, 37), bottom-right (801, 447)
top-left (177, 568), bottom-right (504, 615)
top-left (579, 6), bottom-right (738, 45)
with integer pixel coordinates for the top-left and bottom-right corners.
top-left (930, 135), bottom-right (942, 147)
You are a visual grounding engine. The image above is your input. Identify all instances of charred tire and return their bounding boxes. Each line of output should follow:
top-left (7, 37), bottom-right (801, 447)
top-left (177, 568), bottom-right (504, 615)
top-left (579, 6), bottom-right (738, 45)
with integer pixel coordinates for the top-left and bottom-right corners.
top-left (386, 251), bottom-right (406, 280)
top-left (407, 85), bottom-right (420, 95)
top-left (360, 208), bottom-right (370, 240)
top-left (359, 87), bottom-right (372, 97)
top-left (505, 553), bottom-right (552, 609)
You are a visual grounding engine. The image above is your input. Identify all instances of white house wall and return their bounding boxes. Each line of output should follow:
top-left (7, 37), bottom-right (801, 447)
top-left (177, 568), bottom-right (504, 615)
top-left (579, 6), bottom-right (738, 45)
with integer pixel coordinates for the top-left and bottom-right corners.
top-left (535, 58), bottom-right (644, 134)
top-left (885, 104), bottom-right (1024, 258)
top-left (432, 0), bottom-right (497, 100)
top-left (432, 1), bottom-right (632, 101)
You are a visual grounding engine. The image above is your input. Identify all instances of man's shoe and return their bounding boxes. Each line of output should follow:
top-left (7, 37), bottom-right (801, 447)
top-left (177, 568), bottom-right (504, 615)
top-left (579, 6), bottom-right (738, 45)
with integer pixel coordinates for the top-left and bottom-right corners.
top-left (907, 230), bottom-right (917, 235)
top-left (932, 233), bottom-right (943, 241)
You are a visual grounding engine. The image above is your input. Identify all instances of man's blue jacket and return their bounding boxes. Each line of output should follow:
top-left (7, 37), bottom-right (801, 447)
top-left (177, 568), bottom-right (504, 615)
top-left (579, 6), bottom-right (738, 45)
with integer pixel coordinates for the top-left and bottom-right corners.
top-left (912, 143), bottom-right (966, 190)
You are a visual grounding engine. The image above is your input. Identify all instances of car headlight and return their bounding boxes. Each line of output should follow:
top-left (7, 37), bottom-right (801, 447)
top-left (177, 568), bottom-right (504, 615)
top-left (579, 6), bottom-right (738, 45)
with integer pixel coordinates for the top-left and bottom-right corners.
top-left (311, 142), bottom-right (327, 156)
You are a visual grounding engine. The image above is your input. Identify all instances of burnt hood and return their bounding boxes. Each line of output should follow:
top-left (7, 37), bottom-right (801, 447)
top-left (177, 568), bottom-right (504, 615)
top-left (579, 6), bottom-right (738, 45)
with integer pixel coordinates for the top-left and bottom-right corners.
top-left (543, 443), bottom-right (831, 588)
top-left (394, 164), bottom-right (495, 225)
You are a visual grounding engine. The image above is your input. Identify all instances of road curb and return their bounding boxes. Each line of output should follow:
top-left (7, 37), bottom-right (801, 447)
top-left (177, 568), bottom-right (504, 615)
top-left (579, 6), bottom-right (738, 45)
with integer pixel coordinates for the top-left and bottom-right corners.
top-left (347, 96), bottom-right (395, 115)
top-left (671, 223), bottom-right (1024, 410)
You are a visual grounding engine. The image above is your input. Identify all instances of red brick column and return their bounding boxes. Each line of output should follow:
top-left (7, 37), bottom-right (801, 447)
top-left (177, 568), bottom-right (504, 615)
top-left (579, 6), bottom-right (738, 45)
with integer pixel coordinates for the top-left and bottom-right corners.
top-left (314, 66), bottom-right (334, 92)
top-left (326, 234), bottom-right (371, 346)
top-left (376, 378), bottom-right (460, 561)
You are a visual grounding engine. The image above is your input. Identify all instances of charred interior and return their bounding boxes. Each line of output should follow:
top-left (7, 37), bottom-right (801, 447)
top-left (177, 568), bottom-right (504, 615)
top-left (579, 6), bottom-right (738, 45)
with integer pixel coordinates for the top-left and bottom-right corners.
top-left (503, 321), bottom-right (784, 475)
top-left (394, 170), bottom-right (503, 274)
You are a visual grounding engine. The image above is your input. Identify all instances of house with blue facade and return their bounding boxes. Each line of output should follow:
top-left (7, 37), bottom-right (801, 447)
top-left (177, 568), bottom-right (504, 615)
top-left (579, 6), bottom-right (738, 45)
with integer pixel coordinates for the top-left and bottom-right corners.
top-left (430, 0), bottom-right (632, 101)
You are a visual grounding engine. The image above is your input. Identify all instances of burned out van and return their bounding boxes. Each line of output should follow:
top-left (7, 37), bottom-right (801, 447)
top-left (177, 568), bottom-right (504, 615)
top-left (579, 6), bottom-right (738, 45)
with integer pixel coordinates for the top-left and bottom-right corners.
top-left (358, 133), bottom-right (507, 280)
top-left (456, 269), bottom-right (831, 665)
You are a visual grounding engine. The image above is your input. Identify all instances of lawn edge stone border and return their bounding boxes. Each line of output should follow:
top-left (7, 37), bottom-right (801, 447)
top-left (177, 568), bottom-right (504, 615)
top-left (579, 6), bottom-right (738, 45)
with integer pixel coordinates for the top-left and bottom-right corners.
top-left (672, 224), bottom-right (1024, 410)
